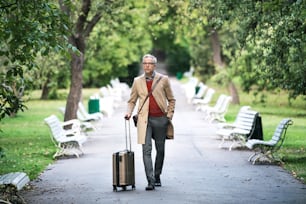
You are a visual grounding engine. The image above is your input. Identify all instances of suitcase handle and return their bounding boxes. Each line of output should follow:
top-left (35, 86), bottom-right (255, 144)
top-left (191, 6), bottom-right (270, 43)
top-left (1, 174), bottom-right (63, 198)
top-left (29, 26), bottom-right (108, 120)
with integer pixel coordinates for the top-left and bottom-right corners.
top-left (124, 119), bottom-right (132, 151)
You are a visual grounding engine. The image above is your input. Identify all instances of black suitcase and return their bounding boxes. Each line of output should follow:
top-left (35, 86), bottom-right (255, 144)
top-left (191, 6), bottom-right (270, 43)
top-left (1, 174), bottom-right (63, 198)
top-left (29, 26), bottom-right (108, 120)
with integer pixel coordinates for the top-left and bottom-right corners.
top-left (112, 120), bottom-right (135, 191)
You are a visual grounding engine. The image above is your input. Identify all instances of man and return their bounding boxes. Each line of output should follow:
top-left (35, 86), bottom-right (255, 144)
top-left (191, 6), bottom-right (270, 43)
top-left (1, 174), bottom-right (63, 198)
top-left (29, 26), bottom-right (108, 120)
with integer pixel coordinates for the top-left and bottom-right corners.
top-left (124, 54), bottom-right (176, 191)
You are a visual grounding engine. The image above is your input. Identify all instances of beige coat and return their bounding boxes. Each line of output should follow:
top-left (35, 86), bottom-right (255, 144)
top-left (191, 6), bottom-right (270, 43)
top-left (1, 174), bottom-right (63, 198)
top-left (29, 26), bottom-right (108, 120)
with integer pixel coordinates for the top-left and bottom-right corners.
top-left (127, 72), bottom-right (176, 144)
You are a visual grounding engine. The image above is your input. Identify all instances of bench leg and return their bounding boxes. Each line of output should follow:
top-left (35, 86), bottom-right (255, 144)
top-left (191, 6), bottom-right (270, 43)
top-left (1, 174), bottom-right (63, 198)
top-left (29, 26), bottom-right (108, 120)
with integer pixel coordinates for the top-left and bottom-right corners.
top-left (229, 141), bottom-right (236, 151)
top-left (209, 114), bottom-right (226, 124)
top-left (248, 152), bottom-right (259, 162)
top-left (262, 150), bottom-right (278, 164)
top-left (252, 154), bottom-right (262, 164)
top-left (249, 150), bottom-right (276, 164)
top-left (218, 137), bottom-right (226, 149)
top-left (54, 142), bottom-right (83, 158)
top-left (248, 152), bottom-right (263, 164)
top-left (252, 152), bottom-right (273, 164)
top-left (54, 148), bottom-right (80, 158)
top-left (229, 140), bottom-right (241, 151)
top-left (229, 135), bottom-right (246, 151)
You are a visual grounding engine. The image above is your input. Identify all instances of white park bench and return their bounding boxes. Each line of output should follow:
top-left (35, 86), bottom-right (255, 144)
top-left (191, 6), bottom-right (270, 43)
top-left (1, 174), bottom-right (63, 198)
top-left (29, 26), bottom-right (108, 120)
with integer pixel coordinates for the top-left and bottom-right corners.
top-left (58, 106), bottom-right (96, 133)
top-left (44, 115), bottom-right (87, 158)
top-left (193, 88), bottom-right (215, 111)
top-left (181, 77), bottom-right (199, 104)
top-left (200, 94), bottom-right (232, 122)
top-left (205, 95), bottom-right (232, 123)
top-left (216, 107), bottom-right (260, 150)
top-left (78, 102), bottom-right (103, 122)
top-left (191, 82), bottom-right (208, 101)
top-left (0, 172), bottom-right (30, 203)
top-left (246, 118), bottom-right (293, 164)
top-left (200, 94), bottom-right (227, 113)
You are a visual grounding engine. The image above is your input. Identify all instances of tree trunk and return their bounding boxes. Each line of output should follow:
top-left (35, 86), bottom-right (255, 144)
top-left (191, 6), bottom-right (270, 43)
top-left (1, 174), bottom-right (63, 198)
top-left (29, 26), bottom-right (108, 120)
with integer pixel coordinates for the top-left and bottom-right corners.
top-left (211, 30), bottom-right (225, 68)
top-left (210, 30), bottom-right (240, 104)
top-left (228, 81), bottom-right (240, 104)
top-left (64, 35), bottom-right (85, 121)
top-left (41, 72), bottom-right (52, 100)
top-left (59, 0), bottom-right (104, 121)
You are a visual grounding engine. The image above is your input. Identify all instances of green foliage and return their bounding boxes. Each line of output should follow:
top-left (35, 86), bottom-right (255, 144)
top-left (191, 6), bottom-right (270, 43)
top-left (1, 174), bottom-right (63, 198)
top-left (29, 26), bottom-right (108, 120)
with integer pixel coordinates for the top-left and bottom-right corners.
top-left (225, 0), bottom-right (306, 99)
top-left (0, 146), bottom-right (5, 158)
top-left (0, 0), bottom-right (69, 120)
top-left (83, 0), bottom-right (152, 87)
top-left (119, 62), bottom-right (141, 87)
top-left (33, 52), bottom-right (70, 99)
top-left (0, 66), bottom-right (27, 119)
top-left (165, 44), bottom-right (191, 75)
top-left (1, 0), bottom-right (305, 124)
top-left (171, 0), bottom-right (306, 100)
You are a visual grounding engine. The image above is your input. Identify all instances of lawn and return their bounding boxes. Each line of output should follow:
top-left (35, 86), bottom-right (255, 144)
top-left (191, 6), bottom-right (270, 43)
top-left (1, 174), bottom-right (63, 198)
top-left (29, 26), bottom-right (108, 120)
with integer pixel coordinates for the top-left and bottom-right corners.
top-left (0, 85), bottom-right (305, 184)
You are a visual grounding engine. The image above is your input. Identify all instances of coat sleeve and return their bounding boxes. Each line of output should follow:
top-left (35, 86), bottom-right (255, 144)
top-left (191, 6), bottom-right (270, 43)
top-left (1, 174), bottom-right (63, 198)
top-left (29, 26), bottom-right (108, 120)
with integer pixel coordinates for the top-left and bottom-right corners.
top-left (164, 77), bottom-right (176, 119)
top-left (127, 78), bottom-right (138, 114)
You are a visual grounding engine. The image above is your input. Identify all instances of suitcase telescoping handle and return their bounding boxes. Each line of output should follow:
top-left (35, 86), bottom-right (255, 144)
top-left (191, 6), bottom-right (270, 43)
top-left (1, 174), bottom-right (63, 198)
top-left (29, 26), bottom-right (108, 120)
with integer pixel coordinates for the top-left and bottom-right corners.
top-left (124, 119), bottom-right (132, 151)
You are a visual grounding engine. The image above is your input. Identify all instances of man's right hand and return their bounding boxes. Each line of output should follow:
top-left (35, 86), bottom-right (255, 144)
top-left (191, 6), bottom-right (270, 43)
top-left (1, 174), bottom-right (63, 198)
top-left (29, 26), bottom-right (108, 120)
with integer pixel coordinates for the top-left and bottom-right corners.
top-left (124, 114), bottom-right (131, 120)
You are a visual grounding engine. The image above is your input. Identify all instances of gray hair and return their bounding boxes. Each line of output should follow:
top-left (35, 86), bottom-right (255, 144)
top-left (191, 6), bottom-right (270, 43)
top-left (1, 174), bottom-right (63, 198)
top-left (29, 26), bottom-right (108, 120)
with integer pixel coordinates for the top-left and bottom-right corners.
top-left (142, 54), bottom-right (157, 64)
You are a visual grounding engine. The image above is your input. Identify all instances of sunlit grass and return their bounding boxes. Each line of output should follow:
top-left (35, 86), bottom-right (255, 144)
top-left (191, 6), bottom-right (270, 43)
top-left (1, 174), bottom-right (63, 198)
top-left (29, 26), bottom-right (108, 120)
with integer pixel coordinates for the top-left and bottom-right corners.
top-left (0, 99), bottom-right (66, 179)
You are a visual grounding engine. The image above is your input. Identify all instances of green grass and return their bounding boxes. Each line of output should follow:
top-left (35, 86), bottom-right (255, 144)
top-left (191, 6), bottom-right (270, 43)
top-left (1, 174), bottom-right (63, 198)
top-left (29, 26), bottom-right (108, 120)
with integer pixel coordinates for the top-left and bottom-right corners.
top-left (0, 99), bottom-right (65, 179)
top-left (0, 86), bottom-right (305, 184)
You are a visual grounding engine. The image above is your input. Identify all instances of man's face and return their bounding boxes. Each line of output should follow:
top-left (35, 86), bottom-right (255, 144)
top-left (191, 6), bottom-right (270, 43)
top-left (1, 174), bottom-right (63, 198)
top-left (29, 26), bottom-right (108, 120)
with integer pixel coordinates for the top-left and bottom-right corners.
top-left (142, 57), bottom-right (156, 76)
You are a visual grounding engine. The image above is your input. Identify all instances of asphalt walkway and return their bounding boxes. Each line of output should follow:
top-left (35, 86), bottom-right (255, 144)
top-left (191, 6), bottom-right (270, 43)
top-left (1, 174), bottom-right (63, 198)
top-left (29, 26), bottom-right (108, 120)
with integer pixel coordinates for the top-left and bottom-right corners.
top-left (21, 78), bottom-right (306, 204)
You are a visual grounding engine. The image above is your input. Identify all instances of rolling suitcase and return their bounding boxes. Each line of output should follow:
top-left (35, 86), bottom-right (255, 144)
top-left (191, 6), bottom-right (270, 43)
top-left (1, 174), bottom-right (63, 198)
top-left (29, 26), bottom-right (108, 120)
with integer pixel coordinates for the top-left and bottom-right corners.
top-left (112, 120), bottom-right (135, 191)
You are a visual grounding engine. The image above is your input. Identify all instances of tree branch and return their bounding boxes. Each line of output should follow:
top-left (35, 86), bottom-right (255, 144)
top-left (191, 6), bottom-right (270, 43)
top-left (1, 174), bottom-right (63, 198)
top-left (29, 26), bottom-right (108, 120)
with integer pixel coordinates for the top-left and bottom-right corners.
top-left (84, 12), bottom-right (102, 38)
top-left (76, 0), bottom-right (91, 34)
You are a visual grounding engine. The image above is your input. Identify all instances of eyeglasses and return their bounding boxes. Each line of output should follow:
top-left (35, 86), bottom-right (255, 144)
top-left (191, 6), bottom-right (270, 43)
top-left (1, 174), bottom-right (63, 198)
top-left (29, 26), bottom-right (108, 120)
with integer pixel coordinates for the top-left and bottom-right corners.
top-left (142, 62), bottom-right (155, 65)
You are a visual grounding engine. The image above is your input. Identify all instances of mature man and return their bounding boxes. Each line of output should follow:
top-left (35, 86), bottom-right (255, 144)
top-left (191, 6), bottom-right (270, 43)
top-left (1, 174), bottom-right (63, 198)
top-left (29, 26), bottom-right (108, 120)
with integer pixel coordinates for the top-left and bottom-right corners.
top-left (124, 54), bottom-right (176, 191)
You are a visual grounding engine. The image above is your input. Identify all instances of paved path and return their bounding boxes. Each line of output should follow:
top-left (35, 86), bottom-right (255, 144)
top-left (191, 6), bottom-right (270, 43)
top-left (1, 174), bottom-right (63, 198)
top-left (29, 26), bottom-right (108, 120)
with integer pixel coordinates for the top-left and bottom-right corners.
top-left (21, 78), bottom-right (306, 204)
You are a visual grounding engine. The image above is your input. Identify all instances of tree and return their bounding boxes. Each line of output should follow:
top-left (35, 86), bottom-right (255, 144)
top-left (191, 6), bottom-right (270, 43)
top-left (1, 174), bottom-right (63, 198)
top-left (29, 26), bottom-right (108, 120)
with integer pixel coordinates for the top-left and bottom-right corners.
top-left (60, 0), bottom-right (164, 121)
top-left (199, 0), bottom-right (306, 100)
top-left (34, 52), bottom-right (70, 100)
top-left (177, 0), bottom-right (241, 104)
top-left (178, 0), bottom-right (305, 102)
top-left (141, 1), bottom-right (192, 75)
top-left (83, 1), bottom-right (153, 87)
top-left (59, 0), bottom-right (123, 121)
top-left (0, 0), bottom-right (69, 120)
top-left (232, 0), bottom-right (306, 99)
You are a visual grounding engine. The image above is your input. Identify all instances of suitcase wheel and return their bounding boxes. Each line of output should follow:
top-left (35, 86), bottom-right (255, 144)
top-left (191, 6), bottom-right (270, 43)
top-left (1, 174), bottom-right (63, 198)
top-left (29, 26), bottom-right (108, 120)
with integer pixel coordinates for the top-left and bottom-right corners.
top-left (113, 185), bottom-right (135, 191)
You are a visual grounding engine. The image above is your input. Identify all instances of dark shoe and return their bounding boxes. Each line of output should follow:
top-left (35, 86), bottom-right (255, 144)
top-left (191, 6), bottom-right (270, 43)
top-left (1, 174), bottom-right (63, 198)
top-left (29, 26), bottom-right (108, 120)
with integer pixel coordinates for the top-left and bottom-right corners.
top-left (155, 176), bottom-right (162, 187)
top-left (145, 183), bottom-right (155, 191)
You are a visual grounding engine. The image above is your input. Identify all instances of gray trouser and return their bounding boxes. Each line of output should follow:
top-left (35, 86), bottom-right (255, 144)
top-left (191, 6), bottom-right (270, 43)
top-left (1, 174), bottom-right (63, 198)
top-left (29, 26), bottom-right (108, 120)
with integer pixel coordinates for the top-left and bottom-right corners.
top-left (142, 116), bottom-right (168, 184)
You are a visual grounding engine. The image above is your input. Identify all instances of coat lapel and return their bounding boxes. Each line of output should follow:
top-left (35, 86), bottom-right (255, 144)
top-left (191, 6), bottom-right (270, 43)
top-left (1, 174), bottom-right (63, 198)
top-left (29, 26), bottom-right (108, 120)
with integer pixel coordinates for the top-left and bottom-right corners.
top-left (139, 75), bottom-right (148, 95)
top-left (152, 72), bottom-right (160, 84)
